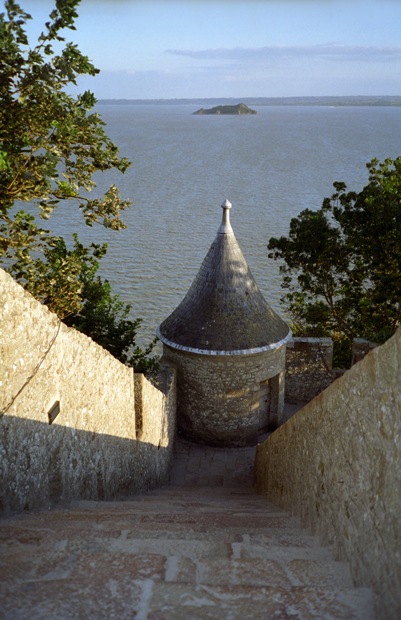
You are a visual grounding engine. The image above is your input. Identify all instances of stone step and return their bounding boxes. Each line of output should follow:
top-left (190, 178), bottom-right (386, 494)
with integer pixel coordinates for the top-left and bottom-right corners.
top-left (144, 582), bottom-right (374, 620)
top-left (0, 438), bottom-right (376, 619)
top-left (0, 581), bottom-right (374, 620)
top-left (0, 487), bottom-right (375, 619)
top-left (0, 524), bottom-right (335, 562)
top-left (72, 486), bottom-right (291, 512)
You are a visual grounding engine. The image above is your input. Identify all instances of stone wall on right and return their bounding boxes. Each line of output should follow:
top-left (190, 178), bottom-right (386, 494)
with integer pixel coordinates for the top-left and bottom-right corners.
top-left (255, 327), bottom-right (401, 620)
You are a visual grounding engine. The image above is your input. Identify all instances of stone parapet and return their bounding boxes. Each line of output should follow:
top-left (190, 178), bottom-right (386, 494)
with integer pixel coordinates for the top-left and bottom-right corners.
top-left (351, 338), bottom-right (379, 366)
top-left (255, 327), bottom-right (401, 620)
top-left (285, 337), bottom-right (335, 404)
top-left (0, 269), bottom-right (176, 514)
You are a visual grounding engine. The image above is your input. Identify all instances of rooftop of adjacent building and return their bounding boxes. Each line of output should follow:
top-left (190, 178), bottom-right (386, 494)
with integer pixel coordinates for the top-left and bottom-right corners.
top-left (158, 200), bottom-right (290, 355)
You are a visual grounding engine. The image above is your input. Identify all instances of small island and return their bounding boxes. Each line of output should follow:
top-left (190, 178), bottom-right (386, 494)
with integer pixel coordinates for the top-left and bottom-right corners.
top-left (193, 103), bottom-right (257, 115)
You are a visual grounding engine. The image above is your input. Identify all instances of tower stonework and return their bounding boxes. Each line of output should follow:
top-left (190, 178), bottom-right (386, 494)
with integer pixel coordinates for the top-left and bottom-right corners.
top-left (157, 200), bottom-right (291, 446)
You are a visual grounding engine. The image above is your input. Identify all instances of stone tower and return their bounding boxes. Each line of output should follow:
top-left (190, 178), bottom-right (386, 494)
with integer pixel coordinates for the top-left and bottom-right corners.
top-left (157, 200), bottom-right (291, 446)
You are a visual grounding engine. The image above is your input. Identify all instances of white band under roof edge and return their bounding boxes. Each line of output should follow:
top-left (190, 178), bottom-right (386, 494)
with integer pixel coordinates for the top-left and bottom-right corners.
top-left (156, 328), bottom-right (293, 356)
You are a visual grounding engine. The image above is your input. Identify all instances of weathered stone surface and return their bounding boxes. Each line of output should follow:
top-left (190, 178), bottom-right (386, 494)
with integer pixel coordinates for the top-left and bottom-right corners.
top-left (351, 338), bottom-right (378, 365)
top-left (0, 577), bottom-right (144, 620)
top-left (0, 269), bottom-right (176, 514)
top-left (285, 337), bottom-right (335, 404)
top-left (255, 327), bottom-right (401, 620)
top-left (138, 511), bottom-right (298, 531)
top-left (147, 583), bottom-right (374, 619)
top-left (0, 440), bottom-right (374, 619)
top-left (163, 346), bottom-right (286, 446)
top-left (72, 552), bottom-right (168, 581)
top-left (0, 548), bottom-right (75, 583)
top-left (287, 559), bottom-right (354, 588)
top-left (196, 558), bottom-right (292, 587)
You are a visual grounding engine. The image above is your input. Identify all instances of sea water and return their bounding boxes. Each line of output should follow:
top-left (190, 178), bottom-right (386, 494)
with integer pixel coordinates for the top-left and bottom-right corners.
top-left (48, 104), bottom-right (401, 345)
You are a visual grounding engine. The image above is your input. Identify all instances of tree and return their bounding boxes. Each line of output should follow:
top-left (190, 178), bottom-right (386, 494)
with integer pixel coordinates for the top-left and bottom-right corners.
top-left (268, 157), bottom-right (401, 365)
top-left (0, 0), bottom-right (158, 374)
top-left (58, 235), bottom-right (159, 376)
top-left (0, 0), bottom-right (130, 227)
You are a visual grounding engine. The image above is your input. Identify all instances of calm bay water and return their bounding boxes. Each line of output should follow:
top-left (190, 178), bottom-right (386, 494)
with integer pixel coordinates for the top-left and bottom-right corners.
top-left (50, 104), bottom-right (401, 346)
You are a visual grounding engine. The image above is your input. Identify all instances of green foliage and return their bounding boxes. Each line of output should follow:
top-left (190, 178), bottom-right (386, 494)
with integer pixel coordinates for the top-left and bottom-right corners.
top-left (268, 157), bottom-right (401, 366)
top-left (0, 0), bottom-right (159, 376)
top-left (3, 215), bottom-right (107, 318)
top-left (0, 0), bottom-right (130, 226)
top-left (61, 236), bottom-right (159, 376)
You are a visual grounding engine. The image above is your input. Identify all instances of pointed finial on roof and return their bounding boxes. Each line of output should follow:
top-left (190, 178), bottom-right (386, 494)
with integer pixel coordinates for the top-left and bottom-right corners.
top-left (218, 199), bottom-right (233, 234)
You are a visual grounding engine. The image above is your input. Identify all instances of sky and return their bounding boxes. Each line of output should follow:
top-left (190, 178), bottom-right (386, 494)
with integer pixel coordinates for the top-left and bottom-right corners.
top-left (19, 0), bottom-right (401, 99)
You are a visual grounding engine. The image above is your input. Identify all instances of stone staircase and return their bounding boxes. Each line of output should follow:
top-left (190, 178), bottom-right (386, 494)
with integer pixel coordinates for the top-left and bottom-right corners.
top-left (0, 439), bottom-right (375, 619)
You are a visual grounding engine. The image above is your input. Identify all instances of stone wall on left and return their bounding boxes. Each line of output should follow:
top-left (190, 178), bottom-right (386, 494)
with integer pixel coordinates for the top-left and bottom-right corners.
top-left (0, 269), bottom-right (176, 514)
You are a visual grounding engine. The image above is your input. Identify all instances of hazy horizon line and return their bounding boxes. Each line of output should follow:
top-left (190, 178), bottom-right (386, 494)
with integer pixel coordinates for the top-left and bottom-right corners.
top-left (96, 95), bottom-right (401, 105)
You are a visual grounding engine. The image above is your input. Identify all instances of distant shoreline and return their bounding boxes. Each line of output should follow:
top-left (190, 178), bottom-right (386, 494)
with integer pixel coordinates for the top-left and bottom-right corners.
top-left (98, 96), bottom-right (401, 107)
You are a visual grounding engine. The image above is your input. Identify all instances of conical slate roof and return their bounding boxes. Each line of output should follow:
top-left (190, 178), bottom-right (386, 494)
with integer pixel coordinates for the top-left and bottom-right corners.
top-left (157, 200), bottom-right (290, 355)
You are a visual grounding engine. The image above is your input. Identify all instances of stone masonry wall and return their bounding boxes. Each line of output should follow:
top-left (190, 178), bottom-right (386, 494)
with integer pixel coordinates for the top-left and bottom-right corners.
top-left (352, 338), bottom-right (378, 366)
top-left (255, 327), bottom-right (401, 620)
top-left (163, 344), bottom-right (286, 446)
top-left (133, 366), bottom-right (177, 487)
top-left (0, 269), bottom-right (176, 514)
top-left (285, 337), bottom-right (335, 404)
